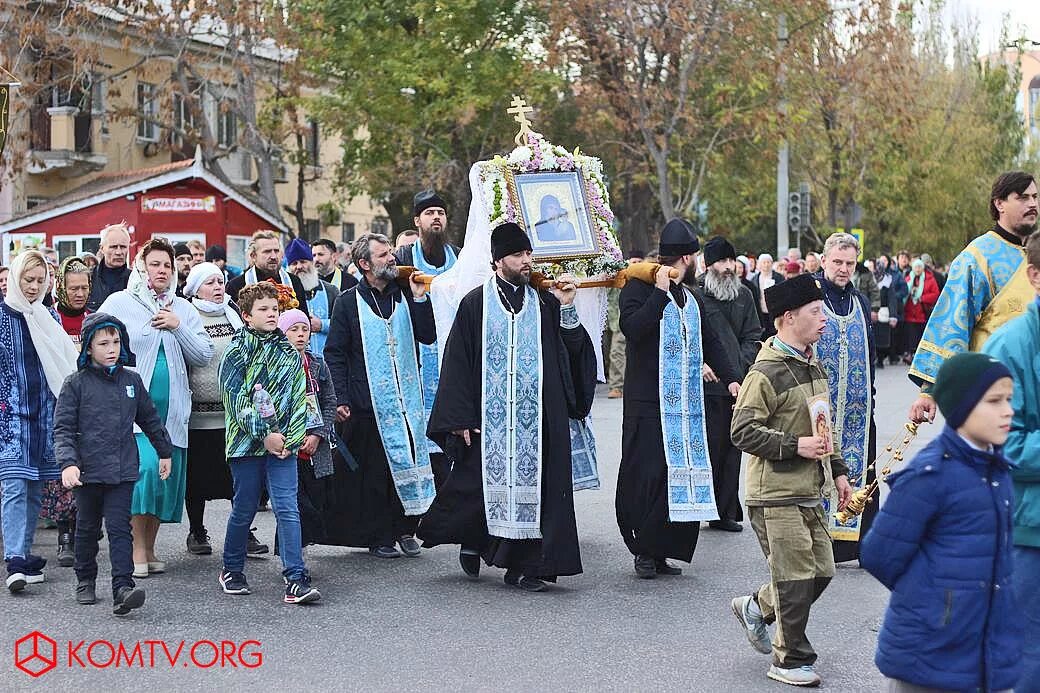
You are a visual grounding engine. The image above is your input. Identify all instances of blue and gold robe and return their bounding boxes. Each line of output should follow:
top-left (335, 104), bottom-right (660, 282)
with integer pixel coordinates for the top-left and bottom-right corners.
top-left (909, 227), bottom-right (1031, 387)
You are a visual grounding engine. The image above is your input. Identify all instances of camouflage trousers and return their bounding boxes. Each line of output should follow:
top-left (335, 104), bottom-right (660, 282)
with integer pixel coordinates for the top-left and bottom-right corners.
top-left (748, 504), bottom-right (835, 668)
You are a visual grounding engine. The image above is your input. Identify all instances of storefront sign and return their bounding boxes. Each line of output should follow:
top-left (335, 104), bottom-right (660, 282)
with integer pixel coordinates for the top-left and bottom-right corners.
top-left (141, 196), bottom-right (216, 213)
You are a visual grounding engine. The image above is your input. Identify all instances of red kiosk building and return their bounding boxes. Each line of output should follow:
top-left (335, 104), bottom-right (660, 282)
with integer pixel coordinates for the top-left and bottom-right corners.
top-left (0, 155), bottom-right (288, 266)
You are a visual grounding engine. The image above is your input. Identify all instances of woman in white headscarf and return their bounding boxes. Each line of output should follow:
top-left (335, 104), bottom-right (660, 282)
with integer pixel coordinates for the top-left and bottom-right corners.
top-left (0, 250), bottom-right (79, 592)
top-left (181, 262), bottom-right (266, 557)
top-left (99, 238), bottom-right (214, 578)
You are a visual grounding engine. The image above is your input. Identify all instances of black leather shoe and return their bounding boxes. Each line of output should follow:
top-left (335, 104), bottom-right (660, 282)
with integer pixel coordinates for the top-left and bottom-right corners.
top-left (246, 530), bottom-right (269, 555)
top-left (398, 536), bottom-right (421, 558)
top-left (76, 580), bottom-right (96, 605)
top-left (459, 550), bottom-right (480, 578)
top-left (368, 545), bottom-right (401, 559)
top-left (504, 571), bottom-right (545, 592)
top-left (634, 555), bottom-right (657, 579)
top-left (655, 559), bottom-right (682, 576)
top-left (708, 519), bottom-right (744, 532)
top-left (112, 586), bottom-right (145, 616)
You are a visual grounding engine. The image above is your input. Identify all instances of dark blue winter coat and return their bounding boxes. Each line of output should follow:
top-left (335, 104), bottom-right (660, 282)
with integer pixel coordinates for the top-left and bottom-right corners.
top-left (861, 426), bottom-right (1022, 691)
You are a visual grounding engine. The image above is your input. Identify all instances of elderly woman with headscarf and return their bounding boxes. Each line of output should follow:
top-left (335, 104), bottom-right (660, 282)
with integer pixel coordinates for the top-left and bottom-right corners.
top-left (180, 262), bottom-right (266, 556)
top-left (1, 250), bottom-right (79, 592)
top-left (98, 238), bottom-right (214, 578)
top-left (39, 256), bottom-right (96, 567)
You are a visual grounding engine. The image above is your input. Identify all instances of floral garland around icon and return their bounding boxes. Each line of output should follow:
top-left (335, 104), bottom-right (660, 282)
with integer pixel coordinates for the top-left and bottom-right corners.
top-left (479, 133), bottom-right (627, 279)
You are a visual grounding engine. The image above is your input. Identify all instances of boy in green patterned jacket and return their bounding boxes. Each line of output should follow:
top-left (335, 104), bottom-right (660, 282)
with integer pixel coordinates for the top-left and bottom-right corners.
top-left (217, 281), bottom-right (319, 604)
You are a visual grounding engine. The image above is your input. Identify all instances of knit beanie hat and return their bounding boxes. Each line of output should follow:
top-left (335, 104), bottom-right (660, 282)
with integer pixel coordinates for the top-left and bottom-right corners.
top-left (931, 352), bottom-right (1012, 429)
top-left (277, 308), bottom-right (310, 335)
top-left (284, 238), bottom-right (313, 265)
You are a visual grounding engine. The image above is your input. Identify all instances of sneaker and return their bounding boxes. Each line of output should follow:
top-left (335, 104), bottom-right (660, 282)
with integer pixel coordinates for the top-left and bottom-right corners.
top-left (132, 563), bottom-right (149, 579)
top-left (708, 519), bottom-right (744, 532)
top-left (398, 536), bottom-right (421, 558)
top-left (247, 530), bottom-right (269, 555)
top-left (284, 575), bottom-right (321, 604)
top-left (112, 586), bottom-right (146, 616)
top-left (218, 569), bottom-right (251, 595)
top-left (459, 550), bottom-right (480, 579)
top-left (634, 555), bottom-right (657, 579)
top-left (767, 664), bottom-right (821, 687)
top-left (654, 558), bottom-right (682, 576)
top-left (76, 580), bottom-right (97, 605)
top-left (607, 388), bottom-right (623, 399)
top-left (368, 545), bottom-right (401, 559)
top-left (57, 531), bottom-right (75, 567)
top-left (732, 595), bottom-right (772, 654)
top-left (187, 529), bottom-right (213, 555)
top-left (6, 557), bottom-right (28, 593)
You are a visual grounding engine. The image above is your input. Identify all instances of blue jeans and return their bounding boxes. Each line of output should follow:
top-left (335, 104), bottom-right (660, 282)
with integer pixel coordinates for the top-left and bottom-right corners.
top-left (1, 478), bottom-right (44, 560)
top-left (223, 455), bottom-right (305, 580)
top-left (1014, 545), bottom-right (1040, 693)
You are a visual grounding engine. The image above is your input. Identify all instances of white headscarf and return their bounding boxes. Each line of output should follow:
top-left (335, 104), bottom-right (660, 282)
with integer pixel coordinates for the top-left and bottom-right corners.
top-left (5, 251), bottom-right (79, 396)
top-left (185, 262), bottom-right (243, 329)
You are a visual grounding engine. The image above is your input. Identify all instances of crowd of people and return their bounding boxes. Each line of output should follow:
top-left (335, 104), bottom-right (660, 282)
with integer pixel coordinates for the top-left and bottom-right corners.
top-left (0, 173), bottom-right (1038, 691)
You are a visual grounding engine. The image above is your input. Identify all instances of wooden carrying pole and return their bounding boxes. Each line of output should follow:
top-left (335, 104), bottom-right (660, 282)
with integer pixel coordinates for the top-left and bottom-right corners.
top-left (397, 262), bottom-right (680, 290)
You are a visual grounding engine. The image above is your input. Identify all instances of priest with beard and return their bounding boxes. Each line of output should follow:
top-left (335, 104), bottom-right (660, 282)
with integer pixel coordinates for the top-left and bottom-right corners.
top-left (616, 219), bottom-right (741, 579)
top-left (418, 222), bottom-right (596, 592)
top-left (394, 189), bottom-right (462, 489)
top-left (285, 238), bottom-right (341, 357)
top-left (696, 237), bottom-right (762, 533)
top-left (226, 230), bottom-right (309, 314)
top-left (319, 233), bottom-right (436, 558)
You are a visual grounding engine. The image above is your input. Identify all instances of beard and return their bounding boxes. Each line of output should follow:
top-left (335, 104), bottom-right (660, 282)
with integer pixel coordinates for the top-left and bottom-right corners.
top-left (704, 268), bottom-right (741, 302)
top-left (374, 262), bottom-right (398, 283)
top-left (682, 263), bottom-right (698, 286)
top-left (296, 266), bottom-right (320, 291)
top-left (501, 266), bottom-right (531, 285)
top-left (1013, 218), bottom-right (1038, 236)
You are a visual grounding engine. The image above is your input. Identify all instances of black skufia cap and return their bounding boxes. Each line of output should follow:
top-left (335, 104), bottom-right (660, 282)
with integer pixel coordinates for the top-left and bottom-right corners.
top-left (658, 218), bottom-right (700, 256)
top-left (413, 189), bottom-right (447, 217)
top-left (765, 273), bottom-right (824, 318)
top-left (491, 222), bottom-right (533, 261)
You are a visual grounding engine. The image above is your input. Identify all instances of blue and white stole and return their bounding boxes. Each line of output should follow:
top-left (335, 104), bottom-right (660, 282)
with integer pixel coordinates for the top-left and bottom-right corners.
top-left (570, 417), bottom-right (599, 491)
top-left (412, 242), bottom-right (458, 454)
top-left (355, 291), bottom-right (436, 516)
top-left (817, 297), bottom-right (871, 540)
top-left (244, 265), bottom-right (293, 288)
top-left (480, 278), bottom-right (543, 539)
top-left (659, 288), bottom-right (718, 522)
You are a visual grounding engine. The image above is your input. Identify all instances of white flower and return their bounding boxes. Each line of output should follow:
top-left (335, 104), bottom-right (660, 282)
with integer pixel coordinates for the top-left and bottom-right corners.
top-left (508, 146), bottom-right (533, 165)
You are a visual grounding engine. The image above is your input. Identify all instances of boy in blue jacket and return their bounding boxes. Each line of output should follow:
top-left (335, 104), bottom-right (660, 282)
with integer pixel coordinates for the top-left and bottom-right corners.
top-left (983, 228), bottom-right (1040, 693)
top-left (54, 313), bottom-right (173, 616)
top-left (861, 352), bottom-right (1023, 692)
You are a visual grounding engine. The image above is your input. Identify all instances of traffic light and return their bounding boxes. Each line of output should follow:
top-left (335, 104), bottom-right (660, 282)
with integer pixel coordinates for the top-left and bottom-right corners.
top-left (788, 191), bottom-right (803, 233)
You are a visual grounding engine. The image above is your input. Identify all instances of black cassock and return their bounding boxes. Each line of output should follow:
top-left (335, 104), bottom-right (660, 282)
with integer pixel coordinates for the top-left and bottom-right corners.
top-left (616, 280), bottom-right (741, 562)
top-left (417, 277), bottom-right (596, 580)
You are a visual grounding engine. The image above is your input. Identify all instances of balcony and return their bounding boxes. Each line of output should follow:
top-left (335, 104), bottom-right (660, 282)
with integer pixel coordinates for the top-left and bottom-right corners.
top-left (28, 105), bottom-right (108, 178)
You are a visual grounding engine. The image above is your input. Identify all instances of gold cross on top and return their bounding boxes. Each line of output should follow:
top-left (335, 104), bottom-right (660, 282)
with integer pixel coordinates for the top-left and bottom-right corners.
top-left (507, 95), bottom-right (534, 147)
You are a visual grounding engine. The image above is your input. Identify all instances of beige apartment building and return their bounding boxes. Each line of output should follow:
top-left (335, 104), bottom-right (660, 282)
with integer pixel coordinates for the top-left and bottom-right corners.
top-left (0, 5), bottom-right (386, 266)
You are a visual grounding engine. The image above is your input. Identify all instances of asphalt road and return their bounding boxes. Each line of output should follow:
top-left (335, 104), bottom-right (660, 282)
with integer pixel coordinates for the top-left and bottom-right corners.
top-left (1, 363), bottom-right (939, 691)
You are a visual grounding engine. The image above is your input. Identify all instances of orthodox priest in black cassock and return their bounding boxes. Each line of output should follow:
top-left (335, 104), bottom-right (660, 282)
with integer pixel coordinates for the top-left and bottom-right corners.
top-left (616, 219), bottom-right (741, 579)
top-left (305, 232), bottom-right (438, 557)
top-left (417, 223), bottom-right (597, 592)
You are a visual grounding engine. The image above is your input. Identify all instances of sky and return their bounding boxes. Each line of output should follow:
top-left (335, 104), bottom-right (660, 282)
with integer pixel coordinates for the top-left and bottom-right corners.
top-left (944, 0), bottom-right (1040, 52)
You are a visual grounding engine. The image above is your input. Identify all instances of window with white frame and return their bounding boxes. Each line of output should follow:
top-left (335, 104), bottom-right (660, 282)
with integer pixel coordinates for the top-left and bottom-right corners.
top-left (136, 82), bottom-right (159, 141)
top-left (226, 235), bottom-right (250, 270)
top-left (173, 93), bottom-right (196, 148)
top-left (52, 235), bottom-right (101, 261)
top-left (217, 102), bottom-right (237, 148)
top-left (91, 74), bottom-right (108, 135)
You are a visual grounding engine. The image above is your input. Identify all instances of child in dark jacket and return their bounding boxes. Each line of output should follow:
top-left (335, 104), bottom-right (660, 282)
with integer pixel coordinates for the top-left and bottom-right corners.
top-left (54, 313), bottom-right (173, 616)
top-left (861, 352), bottom-right (1023, 692)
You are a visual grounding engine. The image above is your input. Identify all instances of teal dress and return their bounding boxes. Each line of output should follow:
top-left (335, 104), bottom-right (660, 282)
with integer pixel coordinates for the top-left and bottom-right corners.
top-left (131, 346), bottom-right (188, 522)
